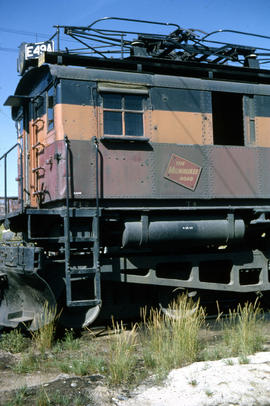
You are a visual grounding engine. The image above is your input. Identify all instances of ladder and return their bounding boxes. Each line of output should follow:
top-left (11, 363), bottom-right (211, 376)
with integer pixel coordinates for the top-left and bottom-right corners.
top-left (63, 212), bottom-right (101, 307)
top-left (63, 136), bottom-right (101, 308)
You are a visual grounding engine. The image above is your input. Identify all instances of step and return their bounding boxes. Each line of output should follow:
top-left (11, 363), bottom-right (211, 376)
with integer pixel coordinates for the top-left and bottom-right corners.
top-left (8, 310), bottom-right (34, 322)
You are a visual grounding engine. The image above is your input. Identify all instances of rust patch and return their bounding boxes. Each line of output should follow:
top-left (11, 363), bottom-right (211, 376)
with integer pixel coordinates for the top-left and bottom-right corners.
top-left (164, 153), bottom-right (202, 191)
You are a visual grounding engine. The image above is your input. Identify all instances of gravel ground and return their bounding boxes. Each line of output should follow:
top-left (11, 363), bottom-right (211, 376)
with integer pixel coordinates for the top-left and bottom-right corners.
top-left (117, 352), bottom-right (270, 406)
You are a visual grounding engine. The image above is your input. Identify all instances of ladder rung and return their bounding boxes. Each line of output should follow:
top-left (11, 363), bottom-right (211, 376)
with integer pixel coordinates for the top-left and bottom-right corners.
top-left (59, 236), bottom-right (96, 243)
top-left (69, 267), bottom-right (97, 275)
top-left (67, 276), bottom-right (89, 282)
top-left (67, 299), bottom-right (101, 307)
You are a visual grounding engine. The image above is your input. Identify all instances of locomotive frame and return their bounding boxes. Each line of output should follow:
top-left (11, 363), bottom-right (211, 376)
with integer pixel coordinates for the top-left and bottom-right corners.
top-left (2, 17), bottom-right (270, 328)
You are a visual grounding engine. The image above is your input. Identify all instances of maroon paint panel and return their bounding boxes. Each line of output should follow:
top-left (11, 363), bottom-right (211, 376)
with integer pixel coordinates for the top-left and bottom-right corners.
top-left (259, 148), bottom-right (270, 196)
top-left (39, 140), bottom-right (66, 203)
top-left (98, 143), bottom-right (153, 198)
top-left (210, 147), bottom-right (259, 197)
top-left (38, 139), bottom-right (270, 203)
top-left (69, 140), bottom-right (96, 198)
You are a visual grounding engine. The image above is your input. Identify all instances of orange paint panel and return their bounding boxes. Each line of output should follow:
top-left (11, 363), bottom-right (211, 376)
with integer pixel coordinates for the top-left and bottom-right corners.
top-left (144, 109), bottom-right (153, 140)
top-left (53, 103), bottom-right (64, 141)
top-left (61, 104), bottom-right (97, 140)
top-left (150, 111), bottom-right (213, 144)
top-left (58, 105), bottom-right (214, 144)
top-left (255, 117), bottom-right (270, 147)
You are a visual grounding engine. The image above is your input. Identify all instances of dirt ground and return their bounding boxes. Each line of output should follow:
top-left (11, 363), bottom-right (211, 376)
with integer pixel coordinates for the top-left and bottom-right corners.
top-left (0, 349), bottom-right (121, 405)
top-left (2, 348), bottom-right (270, 406)
top-left (0, 330), bottom-right (120, 406)
top-left (1, 322), bottom-right (270, 405)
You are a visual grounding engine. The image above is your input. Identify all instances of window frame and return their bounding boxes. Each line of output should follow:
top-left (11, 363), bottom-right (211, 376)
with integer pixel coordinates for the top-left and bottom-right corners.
top-left (32, 86), bottom-right (55, 133)
top-left (103, 93), bottom-right (145, 137)
top-left (47, 86), bottom-right (55, 132)
top-left (33, 94), bottom-right (45, 121)
top-left (98, 83), bottom-right (149, 141)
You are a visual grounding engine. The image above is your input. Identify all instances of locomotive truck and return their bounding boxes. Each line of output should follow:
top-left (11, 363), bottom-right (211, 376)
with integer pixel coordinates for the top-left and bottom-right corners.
top-left (1, 17), bottom-right (270, 329)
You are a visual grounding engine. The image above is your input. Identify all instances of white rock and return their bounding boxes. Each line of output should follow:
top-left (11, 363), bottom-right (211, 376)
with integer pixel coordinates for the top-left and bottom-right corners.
top-left (118, 352), bottom-right (270, 406)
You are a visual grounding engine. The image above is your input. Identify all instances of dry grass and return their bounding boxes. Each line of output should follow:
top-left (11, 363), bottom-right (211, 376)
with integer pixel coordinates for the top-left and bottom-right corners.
top-left (141, 294), bottom-right (206, 378)
top-left (200, 299), bottom-right (265, 361)
top-left (107, 320), bottom-right (139, 385)
top-left (223, 299), bottom-right (265, 356)
top-left (30, 302), bottom-right (58, 351)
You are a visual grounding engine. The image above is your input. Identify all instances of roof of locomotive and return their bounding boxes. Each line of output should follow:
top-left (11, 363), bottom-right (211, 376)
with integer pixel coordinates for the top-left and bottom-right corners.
top-left (5, 17), bottom-right (270, 119)
top-left (14, 62), bottom-right (270, 97)
top-left (8, 59), bottom-right (270, 122)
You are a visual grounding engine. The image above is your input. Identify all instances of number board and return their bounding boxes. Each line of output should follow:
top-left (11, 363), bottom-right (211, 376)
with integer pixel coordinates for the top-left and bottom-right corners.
top-left (18, 40), bottom-right (55, 75)
top-left (24, 41), bottom-right (54, 60)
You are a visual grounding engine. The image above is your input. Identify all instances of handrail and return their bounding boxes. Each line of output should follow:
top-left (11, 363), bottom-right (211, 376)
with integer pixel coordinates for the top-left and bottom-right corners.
top-left (64, 135), bottom-right (70, 237)
top-left (87, 16), bottom-right (180, 31)
top-left (48, 18), bottom-right (270, 67)
top-left (0, 143), bottom-right (23, 219)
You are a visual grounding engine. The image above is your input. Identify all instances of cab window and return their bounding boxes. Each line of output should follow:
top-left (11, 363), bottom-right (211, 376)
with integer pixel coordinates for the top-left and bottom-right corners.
top-left (102, 93), bottom-right (145, 136)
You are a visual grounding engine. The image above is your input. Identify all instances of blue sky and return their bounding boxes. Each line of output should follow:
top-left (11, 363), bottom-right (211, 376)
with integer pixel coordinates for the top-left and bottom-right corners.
top-left (1, 0), bottom-right (270, 195)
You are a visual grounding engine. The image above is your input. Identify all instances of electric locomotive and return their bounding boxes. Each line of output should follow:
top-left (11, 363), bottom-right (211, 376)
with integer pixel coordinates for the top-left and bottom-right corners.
top-left (2, 17), bottom-right (270, 329)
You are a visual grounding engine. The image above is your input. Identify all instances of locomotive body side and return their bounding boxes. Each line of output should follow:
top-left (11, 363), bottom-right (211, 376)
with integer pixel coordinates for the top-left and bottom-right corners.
top-left (15, 65), bottom-right (270, 206)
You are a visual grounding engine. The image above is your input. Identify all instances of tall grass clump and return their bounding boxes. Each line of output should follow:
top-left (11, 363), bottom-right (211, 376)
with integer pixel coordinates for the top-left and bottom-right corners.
top-left (30, 302), bottom-right (58, 351)
top-left (200, 299), bottom-right (265, 361)
top-left (222, 299), bottom-right (265, 356)
top-left (141, 294), bottom-right (205, 378)
top-left (107, 320), bottom-right (138, 386)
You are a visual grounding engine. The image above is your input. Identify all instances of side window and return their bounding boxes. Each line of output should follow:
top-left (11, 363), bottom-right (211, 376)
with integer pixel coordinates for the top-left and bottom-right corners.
top-left (102, 93), bottom-right (145, 136)
top-left (32, 87), bottom-right (54, 132)
top-left (47, 86), bottom-right (54, 132)
top-left (16, 116), bottom-right (24, 139)
top-left (212, 92), bottom-right (244, 146)
top-left (33, 95), bottom-right (45, 120)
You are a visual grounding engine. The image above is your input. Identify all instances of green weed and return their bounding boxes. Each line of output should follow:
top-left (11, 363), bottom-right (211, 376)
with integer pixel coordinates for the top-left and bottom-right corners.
top-left (5, 386), bottom-right (28, 405)
top-left (224, 358), bottom-right (234, 365)
top-left (36, 389), bottom-right (72, 406)
top-left (58, 353), bottom-right (106, 376)
top-left (238, 355), bottom-right (250, 364)
top-left (61, 328), bottom-right (81, 351)
top-left (12, 352), bottom-right (41, 374)
top-left (0, 329), bottom-right (28, 353)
